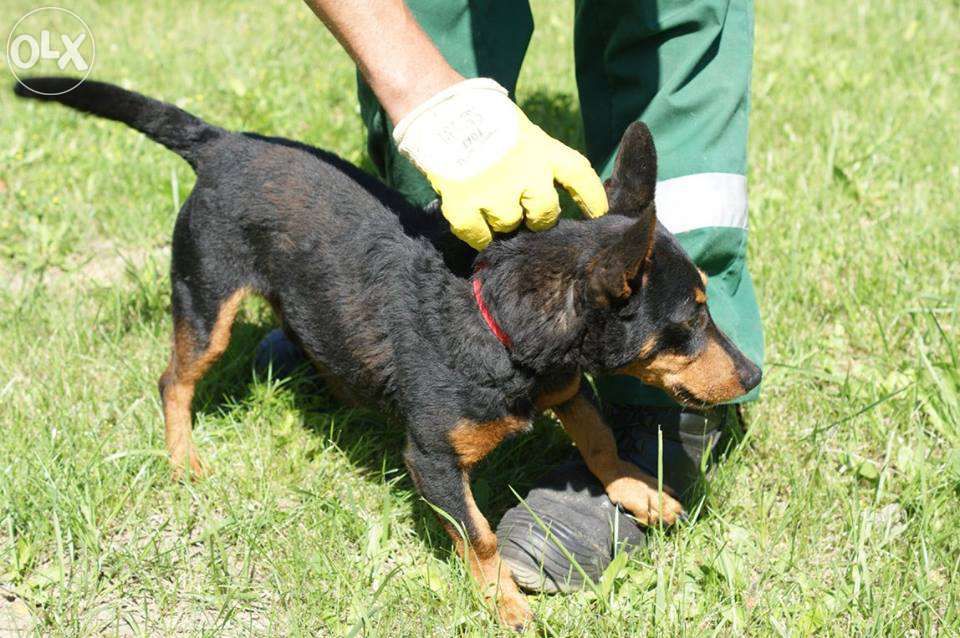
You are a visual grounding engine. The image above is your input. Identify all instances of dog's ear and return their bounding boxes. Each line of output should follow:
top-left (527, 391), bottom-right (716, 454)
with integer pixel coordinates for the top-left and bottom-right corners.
top-left (586, 205), bottom-right (657, 305)
top-left (604, 122), bottom-right (657, 215)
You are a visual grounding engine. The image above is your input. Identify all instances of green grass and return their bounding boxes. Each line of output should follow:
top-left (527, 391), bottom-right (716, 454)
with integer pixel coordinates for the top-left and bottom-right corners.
top-left (1, 0), bottom-right (959, 635)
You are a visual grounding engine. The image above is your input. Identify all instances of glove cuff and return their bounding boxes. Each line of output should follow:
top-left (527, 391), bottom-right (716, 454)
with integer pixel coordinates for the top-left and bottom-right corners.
top-left (392, 78), bottom-right (508, 144)
top-left (391, 78), bottom-right (521, 182)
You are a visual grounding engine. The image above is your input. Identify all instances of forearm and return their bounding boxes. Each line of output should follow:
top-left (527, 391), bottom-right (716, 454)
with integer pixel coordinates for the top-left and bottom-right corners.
top-left (303, 0), bottom-right (462, 124)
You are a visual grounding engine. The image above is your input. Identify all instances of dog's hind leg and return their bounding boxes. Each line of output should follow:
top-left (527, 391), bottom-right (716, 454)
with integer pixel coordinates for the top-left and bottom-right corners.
top-left (404, 424), bottom-right (532, 630)
top-left (159, 283), bottom-right (250, 480)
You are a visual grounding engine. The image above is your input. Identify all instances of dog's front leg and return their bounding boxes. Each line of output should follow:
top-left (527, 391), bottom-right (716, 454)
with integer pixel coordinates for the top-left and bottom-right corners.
top-left (554, 393), bottom-right (683, 525)
top-left (404, 426), bottom-right (532, 631)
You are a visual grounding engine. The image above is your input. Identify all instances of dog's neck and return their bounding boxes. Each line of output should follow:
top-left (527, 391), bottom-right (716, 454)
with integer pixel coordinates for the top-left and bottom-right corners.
top-left (473, 232), bottom-right (588, 372)
top-left (433, 270), bottom-right (534, 398)
top-left (436, 244), bottom-right (586, 404)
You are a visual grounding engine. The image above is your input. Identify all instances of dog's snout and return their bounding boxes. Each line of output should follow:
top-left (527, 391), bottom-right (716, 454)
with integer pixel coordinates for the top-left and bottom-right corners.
top-left (738, 360), bottom-right (762, 393)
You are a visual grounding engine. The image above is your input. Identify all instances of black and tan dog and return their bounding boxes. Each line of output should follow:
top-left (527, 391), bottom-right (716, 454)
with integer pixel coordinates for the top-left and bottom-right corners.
top-left (15, 77), bottom-right (760, 628)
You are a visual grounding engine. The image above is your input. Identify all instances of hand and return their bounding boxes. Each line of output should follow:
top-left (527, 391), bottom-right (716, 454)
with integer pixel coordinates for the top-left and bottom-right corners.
top-left (393, 79), bottom-right (608, 249)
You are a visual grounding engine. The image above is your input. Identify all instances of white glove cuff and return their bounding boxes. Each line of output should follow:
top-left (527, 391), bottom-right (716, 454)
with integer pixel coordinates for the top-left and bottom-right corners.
top-left (392, 78), bottom-right (521, 181)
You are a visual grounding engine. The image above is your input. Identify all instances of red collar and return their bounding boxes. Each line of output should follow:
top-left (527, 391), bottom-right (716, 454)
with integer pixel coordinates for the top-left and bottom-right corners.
top-left (471, 266), bottom-right (512, 349)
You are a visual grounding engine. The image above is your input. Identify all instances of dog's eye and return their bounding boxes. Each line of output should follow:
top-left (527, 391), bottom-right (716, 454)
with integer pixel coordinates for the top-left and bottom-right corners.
top-left (681, 311), bottom-right (707, 332)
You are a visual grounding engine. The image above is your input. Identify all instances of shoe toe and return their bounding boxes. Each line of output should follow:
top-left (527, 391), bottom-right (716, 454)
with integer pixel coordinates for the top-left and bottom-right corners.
top-left (496, 462), bottom-right (645, 593)
top-left (254, 329), bottom-right (308, 379)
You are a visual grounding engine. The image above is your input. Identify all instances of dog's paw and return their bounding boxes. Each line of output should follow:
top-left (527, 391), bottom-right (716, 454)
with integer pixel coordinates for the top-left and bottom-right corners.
top-left (604, 470), bottom-right (683, 526)
top-left (170, 448), bottom-right (209, 482)
top-left (496, 591), bottom-right (533, 632)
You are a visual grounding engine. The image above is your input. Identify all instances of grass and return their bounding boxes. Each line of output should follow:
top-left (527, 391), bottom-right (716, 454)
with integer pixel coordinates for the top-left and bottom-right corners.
top-left (1, 0), bottom-right (958, 635)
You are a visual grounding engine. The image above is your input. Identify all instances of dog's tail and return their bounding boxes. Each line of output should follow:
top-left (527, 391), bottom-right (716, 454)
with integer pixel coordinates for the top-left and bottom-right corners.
top-left (13, 77), bottom-right (224, 169)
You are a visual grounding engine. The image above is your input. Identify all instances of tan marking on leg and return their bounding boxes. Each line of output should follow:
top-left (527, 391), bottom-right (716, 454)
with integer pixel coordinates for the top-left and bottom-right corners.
top-left (160, 288), bottom-right (250, 480)
top-left (447, 472), bottom-right (532, 630)
top-left (448, 416), bottom-right (530, 468)
top-left (554, 395), bottom-right (682, 525)
top-left (694, 287), bottom-right (707, 304)
top-left (534, 374), bottom-right (581, 411)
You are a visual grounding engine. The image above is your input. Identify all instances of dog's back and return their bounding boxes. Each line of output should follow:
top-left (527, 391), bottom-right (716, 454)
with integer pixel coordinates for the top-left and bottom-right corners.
top-left (14, 77), bottom-right (468, 413)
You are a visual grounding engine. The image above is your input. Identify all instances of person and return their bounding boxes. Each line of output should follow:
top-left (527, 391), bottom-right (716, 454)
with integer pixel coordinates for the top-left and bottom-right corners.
top-left (257, 0), bottom-right (764, 592)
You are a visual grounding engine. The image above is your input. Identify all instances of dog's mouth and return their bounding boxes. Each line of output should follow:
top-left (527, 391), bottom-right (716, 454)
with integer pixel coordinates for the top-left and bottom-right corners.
top-left (615, 354), bottom-right (745, 409)
top-left (668, 384), bottom-right (711, 410)
top-left (615, 359), bottom-right (715, 408)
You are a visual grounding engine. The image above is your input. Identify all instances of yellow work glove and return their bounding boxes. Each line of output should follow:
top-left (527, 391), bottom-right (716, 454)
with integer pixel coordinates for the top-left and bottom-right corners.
top-left (393, 78), bottom-right (608, 249)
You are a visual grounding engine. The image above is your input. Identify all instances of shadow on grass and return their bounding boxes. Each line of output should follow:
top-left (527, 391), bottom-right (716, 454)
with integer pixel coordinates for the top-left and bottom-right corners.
top-left (193, 313), bottom-right (741, 566)
top-left (191, 319), bottom-right (577, 559)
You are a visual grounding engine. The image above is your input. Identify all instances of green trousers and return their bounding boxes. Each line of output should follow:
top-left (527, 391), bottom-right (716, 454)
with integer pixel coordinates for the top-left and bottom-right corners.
top-left (357, 0), bottom-right (763, 406)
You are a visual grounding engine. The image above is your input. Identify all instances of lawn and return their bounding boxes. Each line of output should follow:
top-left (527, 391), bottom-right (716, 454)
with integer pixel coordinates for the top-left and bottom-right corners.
top-left (1, 0), bottom-right (959, 635)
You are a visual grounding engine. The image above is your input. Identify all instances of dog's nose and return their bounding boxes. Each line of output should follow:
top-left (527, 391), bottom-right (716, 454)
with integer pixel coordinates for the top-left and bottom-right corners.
top-left (738, 361), bottom-right (762, 393)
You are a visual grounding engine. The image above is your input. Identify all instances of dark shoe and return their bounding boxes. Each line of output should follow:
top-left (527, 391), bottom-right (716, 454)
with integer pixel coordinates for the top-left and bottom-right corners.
top-left (254, 329), bottom-right (310, 379)
top-left (496, 404), bottom-right (742, 593)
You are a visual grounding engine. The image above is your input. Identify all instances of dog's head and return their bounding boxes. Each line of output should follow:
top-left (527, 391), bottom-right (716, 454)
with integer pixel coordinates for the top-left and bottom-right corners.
top-left (479, 122), bottom-right (760, 407)
top-left (576, 122), bottom-right (761, 406)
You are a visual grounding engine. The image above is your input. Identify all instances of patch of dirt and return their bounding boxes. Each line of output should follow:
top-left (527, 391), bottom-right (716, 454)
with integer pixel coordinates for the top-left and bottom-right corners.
top-left (0, 586), bottom-right (36, 637)
top-left (84, 512), bottom-right (276, 636)
top-left (2, 242), bottom-right (170, 296)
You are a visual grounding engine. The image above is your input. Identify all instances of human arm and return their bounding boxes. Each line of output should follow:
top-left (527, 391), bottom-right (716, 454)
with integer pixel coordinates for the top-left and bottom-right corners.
top-left (303, 0), bottom-right (462, 125)
top-left (304, 0), bottom-right (608, 248)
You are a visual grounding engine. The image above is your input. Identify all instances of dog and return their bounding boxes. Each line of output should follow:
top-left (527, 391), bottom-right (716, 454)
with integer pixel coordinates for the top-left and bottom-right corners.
top-left (14, 77), bottom-right (761, 629)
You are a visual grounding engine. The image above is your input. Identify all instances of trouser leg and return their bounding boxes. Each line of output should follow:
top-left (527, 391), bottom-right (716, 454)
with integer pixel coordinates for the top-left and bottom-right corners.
top-left (575, 0), bottom-right (764, 406)
top-left (356, 0), bottom-right (534, 207)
